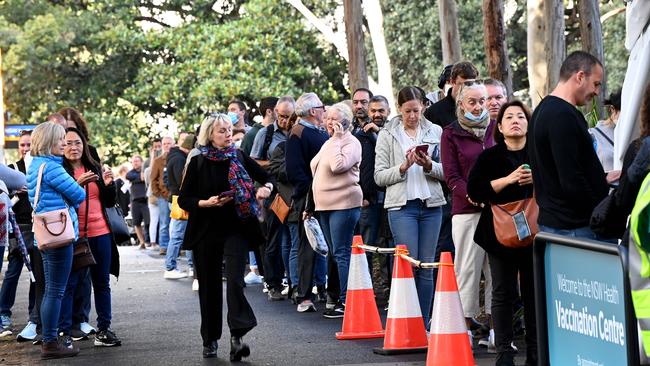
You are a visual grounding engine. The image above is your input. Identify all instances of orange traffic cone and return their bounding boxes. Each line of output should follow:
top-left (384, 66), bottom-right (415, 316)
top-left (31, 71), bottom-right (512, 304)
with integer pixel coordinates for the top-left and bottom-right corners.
top-left (426, 252), bottom-right (475, 366)
top-left (335, 235), bottom-right (384, 340)
top-left (373, 244), bottom-right (428, 355)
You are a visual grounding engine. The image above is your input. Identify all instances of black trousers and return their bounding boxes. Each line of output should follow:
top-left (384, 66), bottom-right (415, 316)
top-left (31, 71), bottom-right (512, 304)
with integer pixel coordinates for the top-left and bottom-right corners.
top-left (263, 212), bottom-right (287, 291)
top-left (488, 248), bottom-right (537, 365)
top-left (194, 233), bottom-right (256, 346)
top-left (24, 230), bottom-right (45, 327)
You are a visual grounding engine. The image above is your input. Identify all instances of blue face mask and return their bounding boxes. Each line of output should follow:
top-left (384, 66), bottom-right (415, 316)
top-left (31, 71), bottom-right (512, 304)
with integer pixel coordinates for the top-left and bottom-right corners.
top-left (227, 112), bottom-right (239, 124)
top-left (463, 109), bottom-right (488, 124)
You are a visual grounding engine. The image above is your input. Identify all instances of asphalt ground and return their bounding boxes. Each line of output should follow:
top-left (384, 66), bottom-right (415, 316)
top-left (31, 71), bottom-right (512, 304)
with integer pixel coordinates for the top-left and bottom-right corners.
top-left (0, 246), bottom-right (528, 365)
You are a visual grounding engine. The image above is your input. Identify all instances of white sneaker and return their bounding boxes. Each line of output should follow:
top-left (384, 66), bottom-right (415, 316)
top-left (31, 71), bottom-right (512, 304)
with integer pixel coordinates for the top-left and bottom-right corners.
top-left (164, 269), bottom-right (188, 279)
top-left (297, 300), bottom-right (317, 313)
top-left (281, 285), bottom-right (289, 296)
top-left (79, 322), bottom-right (96, 335)
top-left (487, 329), bottom-right (496, 354)
top-left (244, 272), bottom-right (263, 285)
top-left (188, 267), bottom-right (194, 278)
top-left (192, 279), bottom-right (199, 291)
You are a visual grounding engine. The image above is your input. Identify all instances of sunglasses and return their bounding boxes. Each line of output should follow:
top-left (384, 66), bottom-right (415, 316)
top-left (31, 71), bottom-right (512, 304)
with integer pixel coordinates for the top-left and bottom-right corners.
top-left (461, 79), bottom-right (488, 86)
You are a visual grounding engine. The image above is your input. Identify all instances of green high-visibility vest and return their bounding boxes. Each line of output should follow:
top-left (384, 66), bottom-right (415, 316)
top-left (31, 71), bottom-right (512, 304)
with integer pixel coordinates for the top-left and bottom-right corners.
top-left (629, 173), bottom-right (650, 359)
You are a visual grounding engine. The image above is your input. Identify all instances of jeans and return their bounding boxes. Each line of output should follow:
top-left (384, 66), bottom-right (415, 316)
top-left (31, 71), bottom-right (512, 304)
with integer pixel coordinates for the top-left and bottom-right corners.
top-left (166, 218), bottom-right (188, 271)
top-left (319, 208), bottom-right (360, 304)
top-left (288, 223), bottom-right (300, 287)
top-left (388, 200), bottom-right (442, 327)
top-left (72, 268), bottom-right (91, 326)
top-left (289, 219), bottom-right (328, 300)
top-left (158, 199), bottom-right (171, 250)
top-left (0, 249), bottom-right (26, 318)
top-left (60, 234), bottom-right (113, 333)
top-left (539, 225), bottom-right (598, 240)
top-left (41, 244), bottom-right (73, 342)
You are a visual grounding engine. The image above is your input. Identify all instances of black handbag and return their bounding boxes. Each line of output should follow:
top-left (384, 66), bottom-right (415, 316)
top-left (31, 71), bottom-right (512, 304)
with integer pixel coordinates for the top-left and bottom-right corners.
top-left (72, 189), bottom-right (96, 272)
top-left (590, 190), bottom-right (626, 239)
top-left (106, 204), bottom-right (130, 244)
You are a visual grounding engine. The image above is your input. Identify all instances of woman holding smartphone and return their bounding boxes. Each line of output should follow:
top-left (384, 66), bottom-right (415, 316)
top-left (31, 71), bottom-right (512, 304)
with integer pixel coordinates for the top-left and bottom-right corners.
top-left (374, 86), bottom-right (446, 328)
top-left (309, 103), bottom-right (362, 318)
top-left (178, 113), bottom-right (271, 360)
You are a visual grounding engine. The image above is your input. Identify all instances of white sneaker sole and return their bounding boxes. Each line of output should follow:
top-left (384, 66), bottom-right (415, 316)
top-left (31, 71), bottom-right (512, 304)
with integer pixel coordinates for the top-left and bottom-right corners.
top-left (94, 340), bottom-right (121, 347)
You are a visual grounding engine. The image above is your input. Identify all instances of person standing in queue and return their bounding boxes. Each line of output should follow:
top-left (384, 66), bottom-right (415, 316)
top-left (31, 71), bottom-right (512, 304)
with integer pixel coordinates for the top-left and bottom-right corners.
top-left (178, 113), bottom-right (272, 360)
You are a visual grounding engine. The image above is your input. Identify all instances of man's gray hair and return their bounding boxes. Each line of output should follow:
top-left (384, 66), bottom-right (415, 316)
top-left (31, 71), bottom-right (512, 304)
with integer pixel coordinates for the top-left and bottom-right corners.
top-left (295, 93), bottom-right (322, 117)
top-left (277, 95), bottom-right (296, 107)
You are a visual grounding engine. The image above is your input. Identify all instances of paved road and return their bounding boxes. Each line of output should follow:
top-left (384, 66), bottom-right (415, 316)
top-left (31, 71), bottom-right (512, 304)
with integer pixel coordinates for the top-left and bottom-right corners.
top-left (0, 246), bottom-right (526, 365)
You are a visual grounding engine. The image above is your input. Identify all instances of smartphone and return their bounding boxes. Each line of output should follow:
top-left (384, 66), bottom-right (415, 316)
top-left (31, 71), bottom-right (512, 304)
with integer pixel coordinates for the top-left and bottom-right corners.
top-left (219, 190), bottom-right (235, 198)
top-left (414, 144), bottom-right (429, 155)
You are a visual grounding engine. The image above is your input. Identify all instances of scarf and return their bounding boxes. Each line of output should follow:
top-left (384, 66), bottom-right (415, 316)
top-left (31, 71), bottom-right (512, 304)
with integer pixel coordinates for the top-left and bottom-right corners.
top-left (457, 110), bottom-right (490, 140)
top-left (199, 145), bottom-right (259, 219)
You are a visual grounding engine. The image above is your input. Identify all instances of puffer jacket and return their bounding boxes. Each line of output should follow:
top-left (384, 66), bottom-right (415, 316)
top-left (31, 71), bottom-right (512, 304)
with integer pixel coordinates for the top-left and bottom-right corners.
top-left (27, 155), bottom-right (86, 241)
top-left (374, 116), bottom-right (446, 209)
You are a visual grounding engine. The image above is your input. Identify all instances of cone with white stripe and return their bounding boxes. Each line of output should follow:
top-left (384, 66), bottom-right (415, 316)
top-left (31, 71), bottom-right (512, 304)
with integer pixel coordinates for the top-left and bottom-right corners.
top-left (336, 235), bottom-right (384, 340)
top-left (426, 251), bottom-right (475, 366)
top-left (373, 244), bottom-right (428, 355)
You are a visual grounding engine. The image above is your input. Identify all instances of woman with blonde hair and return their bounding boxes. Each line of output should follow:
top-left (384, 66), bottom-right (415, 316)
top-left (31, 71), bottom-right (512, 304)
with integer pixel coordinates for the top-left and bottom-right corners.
top-left (27, 122), bottom-right (85, 359)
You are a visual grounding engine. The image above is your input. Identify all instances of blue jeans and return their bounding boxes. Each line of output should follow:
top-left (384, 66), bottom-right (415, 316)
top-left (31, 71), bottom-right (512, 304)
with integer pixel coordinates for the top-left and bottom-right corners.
top-left (41, 244), bottom-right (73, 342)
top-left (60, 234), bottom-right (113, 333)
top-left (288, 223), bottom-right (326, 288)
top-left (0, 249), bottom-right (25, 318)
top-left (166, 218), bottom-right (188, 271)
top-left (158, 199), bottom-right (171, 250)
top-left (319, 208), bottom-right (360, 304)
top-left (72, 268), bottom-right (91, 325)
top-left (539, 225), bottom-right (598, 240)
top-left (388, 200), bottom-right (442, 327)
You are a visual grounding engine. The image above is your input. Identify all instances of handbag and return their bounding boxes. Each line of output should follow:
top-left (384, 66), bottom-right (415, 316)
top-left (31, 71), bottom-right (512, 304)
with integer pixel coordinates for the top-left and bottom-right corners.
top-left (170, 195), bottom-right (188, 220)
top-left (590, 190), bottom-right (626, 239)
top-left (106, 204), bottom-right (130, 244)
top-left (72, 185), bottom-right (96, 271)
top-left (491, 194), bottom-right (539, 248)
top-left (269, 194), bottom-right (290, 223)
top-left (33, 163), bottom-right (75, 250)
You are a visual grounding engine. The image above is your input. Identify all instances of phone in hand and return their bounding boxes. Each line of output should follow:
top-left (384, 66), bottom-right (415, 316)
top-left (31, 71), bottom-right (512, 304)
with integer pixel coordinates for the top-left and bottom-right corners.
top-left (414, 144), bottom-right (429, 156)
top-left (219, 190), bottom-right (235, 198)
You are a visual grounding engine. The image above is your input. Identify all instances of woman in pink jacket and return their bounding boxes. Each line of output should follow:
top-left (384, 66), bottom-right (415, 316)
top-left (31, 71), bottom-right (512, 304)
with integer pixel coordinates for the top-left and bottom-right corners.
top-left (310, 102), bottom-right (362, 319)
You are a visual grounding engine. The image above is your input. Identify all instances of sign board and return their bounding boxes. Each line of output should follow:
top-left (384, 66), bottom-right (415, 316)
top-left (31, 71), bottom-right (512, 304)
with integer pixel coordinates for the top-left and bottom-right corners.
top-left (5, 124), bottom-right (36, 142)
top-left (534, 232), bottom-right (638, 366)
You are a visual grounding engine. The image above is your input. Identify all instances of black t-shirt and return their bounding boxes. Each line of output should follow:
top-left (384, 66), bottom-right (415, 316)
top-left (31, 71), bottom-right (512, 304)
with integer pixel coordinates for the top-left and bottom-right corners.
top-left (528, 95), bottom-right (608, 229)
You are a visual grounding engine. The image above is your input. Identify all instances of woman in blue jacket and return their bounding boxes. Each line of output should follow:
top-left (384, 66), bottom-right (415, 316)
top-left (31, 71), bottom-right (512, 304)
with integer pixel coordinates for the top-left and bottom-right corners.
top-left (27, 122), bottom-right (85, 360)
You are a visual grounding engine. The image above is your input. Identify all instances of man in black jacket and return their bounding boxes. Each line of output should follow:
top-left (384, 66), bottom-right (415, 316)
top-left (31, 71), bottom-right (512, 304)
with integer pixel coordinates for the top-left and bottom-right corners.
top-left (528, 51), bottom-right (608, 238)
top-left (163, 134), bottom-right (193, 279)
top-left (424, 61), bottom-right (478, 127)
top-left (127, 155), bottom-right (149, 249)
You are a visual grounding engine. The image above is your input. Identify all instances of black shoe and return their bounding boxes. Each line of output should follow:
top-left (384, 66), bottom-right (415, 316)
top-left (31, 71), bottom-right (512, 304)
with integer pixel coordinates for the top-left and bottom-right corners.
top-left (203, 340), bottom-right (218, 358)
top-left (32, 334), bottom-right (43, 345)
top-left (229, 336), bottom-right (250, 362)
top-left (70, 328), bottom-right (89, 341)
top-left (469, 318), bottom-right (489, 337)
top-left (267, 288), bottom-right (284, 301)
top-left (316, 286), bottom-right (327, 303)
top-left (322, 303), bottom-right (345, 319)
top-left (94, 329), bottom-right (122, 347)
top-left (290, 287), bottom-right (299, 304)
top-left (41, 339), bottom-right (79, 360)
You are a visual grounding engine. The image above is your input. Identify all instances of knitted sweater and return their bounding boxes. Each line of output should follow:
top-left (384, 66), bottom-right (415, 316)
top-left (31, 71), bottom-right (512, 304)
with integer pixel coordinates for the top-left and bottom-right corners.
top-left (310, 131), bottom-right (362, 211)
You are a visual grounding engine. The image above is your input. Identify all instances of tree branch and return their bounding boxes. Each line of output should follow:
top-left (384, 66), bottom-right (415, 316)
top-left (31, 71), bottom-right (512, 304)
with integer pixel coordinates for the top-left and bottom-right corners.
top-left (134, 16), bottom-right (171, 28)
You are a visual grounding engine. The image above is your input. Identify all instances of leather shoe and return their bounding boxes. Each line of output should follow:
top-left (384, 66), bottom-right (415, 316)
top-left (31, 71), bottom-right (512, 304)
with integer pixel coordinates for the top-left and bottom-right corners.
top-left (229, 336), bottom-right (250, 362)
top-left (202, 340), bottom-right (218, 358)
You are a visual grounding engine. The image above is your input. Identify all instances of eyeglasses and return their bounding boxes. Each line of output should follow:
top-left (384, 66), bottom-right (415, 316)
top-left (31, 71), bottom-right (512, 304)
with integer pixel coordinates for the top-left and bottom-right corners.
top-left (311, 105), bottom-right (326, 110)
top-left (277, 114), bottom-right (291, 120)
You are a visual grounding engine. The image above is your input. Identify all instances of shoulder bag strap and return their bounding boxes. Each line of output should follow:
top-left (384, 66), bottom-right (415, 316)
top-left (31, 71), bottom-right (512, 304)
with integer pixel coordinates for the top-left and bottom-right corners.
top-left (33, 163), bottom-right (46, 212)
top-left (83, 173), bottom-right (90, 236)
top-left (593, 127), bottom-right (614, 146)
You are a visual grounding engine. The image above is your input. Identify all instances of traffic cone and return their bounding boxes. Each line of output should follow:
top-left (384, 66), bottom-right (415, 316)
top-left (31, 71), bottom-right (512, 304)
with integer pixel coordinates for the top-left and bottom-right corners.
top-left (426, 252), bottom-right (475, 366)
top-left (373, 244), bottom-right (428, 355)
top-left (335, 235), bottom-right (384, 340)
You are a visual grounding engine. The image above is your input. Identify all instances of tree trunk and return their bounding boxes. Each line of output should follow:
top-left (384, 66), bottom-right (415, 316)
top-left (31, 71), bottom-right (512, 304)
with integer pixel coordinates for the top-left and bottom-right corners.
top-left (482, 0), bottom-right (513, 97)
top-left (578, 0), bottom-right (606, 119)
top-left (527, 0), bottom-right (546, 106)
top-left (438, 0), bottom-right (462, 65)
top-left (362, 0), bottom-right (395, 110)
top-left (544, 0), bottom-right (566, 95)
top-left (344, 0), bottom-right (369, 91)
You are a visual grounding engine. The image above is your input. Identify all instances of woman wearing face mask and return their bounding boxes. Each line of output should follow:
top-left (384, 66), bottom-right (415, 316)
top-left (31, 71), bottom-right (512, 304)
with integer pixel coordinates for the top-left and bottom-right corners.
top-left (467, 101), bottom-right (537, 365)
top-left (440, 81), bottom-right (496, 346)
top-left (588, 89), bottom-right (621, 181)
top-left (374, 86), bottom-right (446, 328)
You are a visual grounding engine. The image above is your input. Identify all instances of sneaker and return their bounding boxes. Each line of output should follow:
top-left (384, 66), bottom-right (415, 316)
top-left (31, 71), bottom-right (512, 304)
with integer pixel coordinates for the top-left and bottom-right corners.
top-left (267, 288), bottom-right (284, 301)
top-left (487, 329), bottom-right (496, 354)
top-left (244, 272), bottom-right (263, 285)
top-left (32, 334), bottom-right (43, 345)
top-left (164, 269), bottom-right (188, 279)
top-left (316, 286), bottom-right (327, 303)
top-left (297, 300), bottom-right (317, 313)
top-left (0, 314), bottom-right (11, 327)
top-left (322, 303), bottom-right (345, 319)
top-left (188, 267), bottom-right (194, 278)
top-left (41, 338), bottom-right (79, 360)
top-left (262, 282), bottom-right (269, 294)
top-left (70, 328), bottom-right (89, 341)
top-left (159, 248), bottom-right (167, 256)
top-left (79, 322), bottom-right (96, 335)
top-left (60, 334), bottom-right (74, 349)
top-left (94, 329), bottom-right (121, 347)
top-left (0, 325), bottom-right (12, 338)
top-left (192, 279), bottom-right (199, 291)
top-left (17, 321), bottom-right (37, 341)
top-left (281, 284), bottom-right (289, 296)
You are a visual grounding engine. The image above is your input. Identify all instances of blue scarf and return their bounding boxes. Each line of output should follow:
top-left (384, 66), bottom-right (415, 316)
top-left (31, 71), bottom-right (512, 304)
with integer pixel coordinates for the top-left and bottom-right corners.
top-left (199, 145), bottom-right (259, 219)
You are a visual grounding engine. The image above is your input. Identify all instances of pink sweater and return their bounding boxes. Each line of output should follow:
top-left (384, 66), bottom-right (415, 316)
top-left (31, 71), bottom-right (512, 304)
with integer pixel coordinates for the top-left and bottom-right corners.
top-left (310, 131), bottom-right (363, 211)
